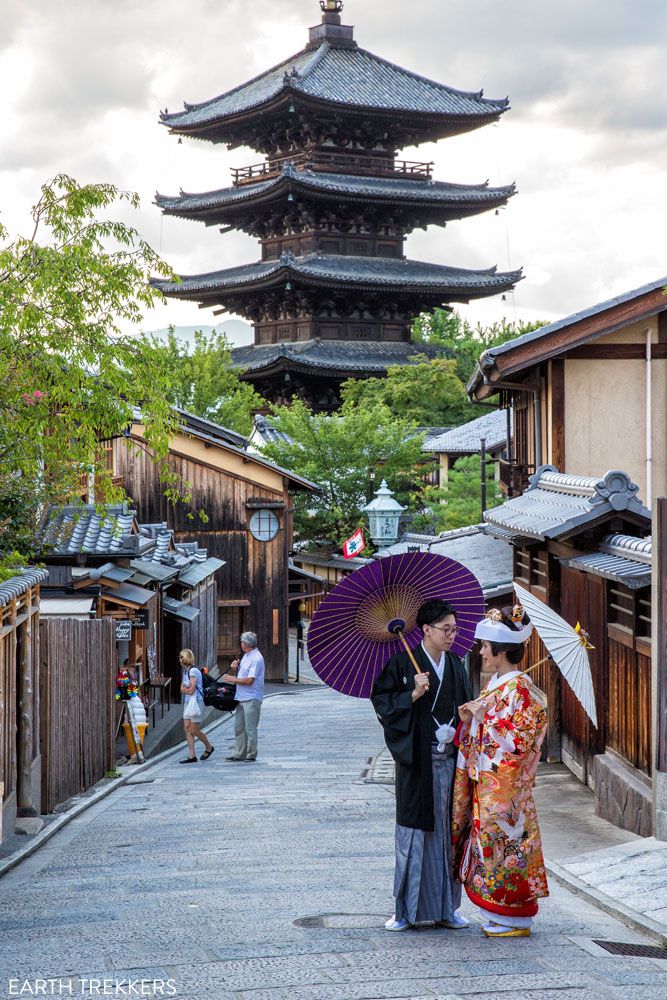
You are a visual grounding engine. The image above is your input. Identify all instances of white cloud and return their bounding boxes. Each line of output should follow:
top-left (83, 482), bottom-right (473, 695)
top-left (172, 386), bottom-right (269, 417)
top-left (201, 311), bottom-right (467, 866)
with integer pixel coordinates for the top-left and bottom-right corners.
top-left (1, 0), bottom-right (666, 337)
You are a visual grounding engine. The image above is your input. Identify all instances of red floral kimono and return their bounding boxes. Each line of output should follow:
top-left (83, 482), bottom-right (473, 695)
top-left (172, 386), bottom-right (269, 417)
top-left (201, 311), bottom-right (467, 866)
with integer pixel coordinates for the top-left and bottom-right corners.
top-left (451, 671), bottom-right (549, 921)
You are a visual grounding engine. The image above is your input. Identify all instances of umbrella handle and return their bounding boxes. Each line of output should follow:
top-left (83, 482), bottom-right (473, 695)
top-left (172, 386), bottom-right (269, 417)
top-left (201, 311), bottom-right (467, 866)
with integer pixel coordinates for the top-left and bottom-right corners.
top-left (522, 654), bottom-right (552, 676)
top-left (396, 630), bottom-right (423, 675)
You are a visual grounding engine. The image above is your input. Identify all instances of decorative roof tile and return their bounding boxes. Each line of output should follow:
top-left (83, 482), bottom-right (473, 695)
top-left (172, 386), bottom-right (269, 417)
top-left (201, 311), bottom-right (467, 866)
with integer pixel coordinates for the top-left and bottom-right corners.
top-left (484, 466), bottom-right (651, 542)
top-left (423, 408), bottom-right (509, 454)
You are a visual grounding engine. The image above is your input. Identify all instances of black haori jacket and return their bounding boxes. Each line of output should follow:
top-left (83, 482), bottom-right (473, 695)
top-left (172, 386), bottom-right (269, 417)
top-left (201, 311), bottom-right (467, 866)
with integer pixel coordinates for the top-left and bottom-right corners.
top-left (371, 646), bottom-right (472, 831)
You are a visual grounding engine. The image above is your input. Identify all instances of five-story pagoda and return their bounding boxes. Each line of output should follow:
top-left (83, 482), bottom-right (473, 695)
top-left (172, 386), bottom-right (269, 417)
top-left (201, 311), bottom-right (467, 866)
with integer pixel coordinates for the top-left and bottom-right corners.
top-left (155, 0), bottom-right (520, 410)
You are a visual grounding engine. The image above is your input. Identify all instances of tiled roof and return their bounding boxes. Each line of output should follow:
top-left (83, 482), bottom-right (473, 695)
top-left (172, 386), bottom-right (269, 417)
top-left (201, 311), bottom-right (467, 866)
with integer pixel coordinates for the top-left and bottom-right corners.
top-left (484, 467), bottom-right (651, 543)
top-left (177, 411), bottom-right (321, 492)
top-left (178, 558), bottom-right (225, 588)
top-left (250, 415), bottom-right (294, 447)
top-left (39, 505), bottom-right (154, 557)
top-left (161, 42), bottom-right (508, 130)
top-left (176, 409), bottom-right (247, 450)
top-left (232, 339), bottom-right (442, 374)
top-left (561, 532), bottom-right (652, 590)
top-left (423, 408), bottom-right (509, 454)
top-left (377, 525), bottom-right (513, 599)
top-left (0, 568), bottom-right (50, 608)
top-left (156, 167), bottom-right (515, 216)
top-left (469, 273), bottom-right (667, 394)
top-left (153, 253), bottom-right (521, 300)
top-left (162, 596), bottom-right (201, 622)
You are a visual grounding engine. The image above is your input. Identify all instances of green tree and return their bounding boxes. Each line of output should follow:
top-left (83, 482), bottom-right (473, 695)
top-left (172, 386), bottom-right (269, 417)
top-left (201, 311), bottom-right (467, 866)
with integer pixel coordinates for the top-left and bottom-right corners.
top-left (0, 174), bottom-right (177, 574)
top-left (412, 309), bottom-right (545, 386)
top-left (260, 398), bottom-right (426, 547)
top-left (411, 454), bottom-right (503, 533)
top-left (139, 328), bottom-right (263, 436)
top-left (341, 355), bottom-right (470, 426)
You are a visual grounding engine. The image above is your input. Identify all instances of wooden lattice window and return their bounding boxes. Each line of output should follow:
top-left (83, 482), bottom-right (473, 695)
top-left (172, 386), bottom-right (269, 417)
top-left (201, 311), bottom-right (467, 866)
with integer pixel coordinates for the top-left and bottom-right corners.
top-left (637, 589), bottom-right (651, 639)
top-left (531, 551), bottom-right (548, 592)
top-left (515, 548), bottom-right (530, 583)
top-left (609, 584), bottom-right (634, 634)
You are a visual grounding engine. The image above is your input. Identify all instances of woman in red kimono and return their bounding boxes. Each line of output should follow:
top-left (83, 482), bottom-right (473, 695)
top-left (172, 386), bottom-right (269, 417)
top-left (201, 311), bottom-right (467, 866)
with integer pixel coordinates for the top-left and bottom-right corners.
top-left (451, 605), bottom-right (549, 938)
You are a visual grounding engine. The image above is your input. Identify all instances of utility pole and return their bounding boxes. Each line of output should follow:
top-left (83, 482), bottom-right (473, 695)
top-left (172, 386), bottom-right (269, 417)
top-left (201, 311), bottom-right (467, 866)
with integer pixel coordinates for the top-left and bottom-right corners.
top-left (480, 437), bottom-right (487, 519)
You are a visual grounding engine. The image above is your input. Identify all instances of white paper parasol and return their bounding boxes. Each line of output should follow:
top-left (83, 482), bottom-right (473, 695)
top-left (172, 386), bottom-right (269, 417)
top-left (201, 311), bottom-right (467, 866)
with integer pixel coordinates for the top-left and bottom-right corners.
top-left (514, 582), bottom-right (598, 728)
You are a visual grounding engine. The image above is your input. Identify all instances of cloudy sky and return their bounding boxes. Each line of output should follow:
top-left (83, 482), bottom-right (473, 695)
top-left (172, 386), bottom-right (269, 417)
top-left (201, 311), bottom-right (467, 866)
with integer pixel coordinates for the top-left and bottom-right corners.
top-left (1, 0), bottom-right (666, 339)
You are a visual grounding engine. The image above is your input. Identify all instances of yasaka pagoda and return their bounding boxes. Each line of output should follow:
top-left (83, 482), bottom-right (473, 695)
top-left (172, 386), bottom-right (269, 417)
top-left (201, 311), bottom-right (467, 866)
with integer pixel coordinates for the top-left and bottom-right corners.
top-left (155, 0), bottom-right (520, 410)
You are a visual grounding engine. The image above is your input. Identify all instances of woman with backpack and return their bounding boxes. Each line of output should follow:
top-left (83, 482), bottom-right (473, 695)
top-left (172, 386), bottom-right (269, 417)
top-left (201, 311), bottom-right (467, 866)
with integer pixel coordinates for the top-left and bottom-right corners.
top-left (179, 649), bottom-right (214, 763)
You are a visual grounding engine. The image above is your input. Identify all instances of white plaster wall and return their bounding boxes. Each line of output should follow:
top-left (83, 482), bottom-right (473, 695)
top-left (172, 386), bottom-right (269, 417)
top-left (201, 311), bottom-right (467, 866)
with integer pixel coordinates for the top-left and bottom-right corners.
top-left (563, 318), bottom-right (666, 505)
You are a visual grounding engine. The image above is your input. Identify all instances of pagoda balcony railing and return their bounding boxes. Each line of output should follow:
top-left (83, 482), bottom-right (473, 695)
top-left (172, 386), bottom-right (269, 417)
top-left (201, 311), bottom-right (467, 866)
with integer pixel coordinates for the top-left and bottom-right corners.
top-left (231, 151), bottom-right (434, 186)
top-left (498, 459), bottom-right (536, 498)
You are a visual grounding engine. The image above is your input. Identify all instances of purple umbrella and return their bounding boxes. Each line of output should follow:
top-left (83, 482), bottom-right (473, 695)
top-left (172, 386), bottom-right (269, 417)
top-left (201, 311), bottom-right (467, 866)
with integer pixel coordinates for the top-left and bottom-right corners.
top-left (306, 551), bottom-right (484, 698)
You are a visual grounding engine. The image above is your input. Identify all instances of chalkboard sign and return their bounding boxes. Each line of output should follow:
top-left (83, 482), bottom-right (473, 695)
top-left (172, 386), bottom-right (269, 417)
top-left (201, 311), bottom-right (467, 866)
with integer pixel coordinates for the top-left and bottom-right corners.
top-left (132, 609), bottom-right (149, 630)
top-left (115, 620), bottom-right (133, 642)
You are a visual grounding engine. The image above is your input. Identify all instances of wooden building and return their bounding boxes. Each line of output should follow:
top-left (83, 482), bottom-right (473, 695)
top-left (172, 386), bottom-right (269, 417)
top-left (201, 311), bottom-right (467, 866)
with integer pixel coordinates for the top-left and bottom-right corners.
top-left (422, 409), bottom-right (509, 487)
top-left (154, 0), bottom-right (519, 410)
top-left (114, 411), bottom-right (320, 682)
top-left (38, 506), bottom-right (222, 693)
top-left (483, 466), bottom-right (653, 834)
top-left (468, 274), bottom-right (667, 504)
top-left (0, 569), bottom-right (48, 843)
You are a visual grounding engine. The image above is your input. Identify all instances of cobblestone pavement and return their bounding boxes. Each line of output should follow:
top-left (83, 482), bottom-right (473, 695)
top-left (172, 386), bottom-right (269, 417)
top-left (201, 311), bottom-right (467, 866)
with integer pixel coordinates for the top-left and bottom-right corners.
top-left (1, 686), bottom-right (667, 1000)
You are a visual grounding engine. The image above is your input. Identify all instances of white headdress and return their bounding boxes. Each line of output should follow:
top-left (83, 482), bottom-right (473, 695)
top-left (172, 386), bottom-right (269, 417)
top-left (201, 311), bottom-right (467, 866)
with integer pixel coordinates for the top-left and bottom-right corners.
top-left (474, 606), bottom-right (533, 645)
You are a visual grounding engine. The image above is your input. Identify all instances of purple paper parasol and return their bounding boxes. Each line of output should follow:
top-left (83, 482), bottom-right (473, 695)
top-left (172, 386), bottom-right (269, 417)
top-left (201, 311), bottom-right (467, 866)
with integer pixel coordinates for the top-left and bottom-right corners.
top-left (306, 552), bottom-right (484, 699)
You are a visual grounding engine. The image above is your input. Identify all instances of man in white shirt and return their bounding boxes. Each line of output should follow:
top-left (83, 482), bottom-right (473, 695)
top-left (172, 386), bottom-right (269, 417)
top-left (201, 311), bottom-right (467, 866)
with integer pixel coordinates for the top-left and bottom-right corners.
top-left (221, 631), bottom-right (265, 762)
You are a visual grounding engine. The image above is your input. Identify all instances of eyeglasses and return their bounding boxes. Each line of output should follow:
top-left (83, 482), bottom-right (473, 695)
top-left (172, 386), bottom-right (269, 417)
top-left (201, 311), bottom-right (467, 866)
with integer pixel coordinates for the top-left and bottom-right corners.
top-left (427, 624), bottom-right (458, 637)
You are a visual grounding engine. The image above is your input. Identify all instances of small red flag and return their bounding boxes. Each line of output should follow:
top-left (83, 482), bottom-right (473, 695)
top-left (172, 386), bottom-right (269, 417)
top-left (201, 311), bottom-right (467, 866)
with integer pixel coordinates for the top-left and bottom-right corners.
top-left (342, 528), bottom-right (366, 559)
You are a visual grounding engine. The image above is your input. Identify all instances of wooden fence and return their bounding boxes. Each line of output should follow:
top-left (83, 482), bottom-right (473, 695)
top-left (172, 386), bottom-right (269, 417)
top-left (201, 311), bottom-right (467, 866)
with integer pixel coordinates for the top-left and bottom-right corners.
top-left (40, 617), bottom-right (115, 814)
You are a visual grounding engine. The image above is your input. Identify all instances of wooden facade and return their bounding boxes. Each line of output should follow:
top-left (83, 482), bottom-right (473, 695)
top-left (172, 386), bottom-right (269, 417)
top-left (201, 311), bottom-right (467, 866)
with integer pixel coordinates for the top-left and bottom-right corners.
top-left (39, 617), bottom-right (115, 814)
top-left (0, 571), bottom-right (47, 841)
top-left (115, 420), bottom-right (318, 683)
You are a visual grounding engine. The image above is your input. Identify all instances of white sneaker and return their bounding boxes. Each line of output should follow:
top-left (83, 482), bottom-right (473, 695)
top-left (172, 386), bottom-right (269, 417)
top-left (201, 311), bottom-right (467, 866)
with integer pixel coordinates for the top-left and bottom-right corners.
top-left (384, 915), bottom-right (412, 931)
top-left (441, 910), bottom-right (470, 929)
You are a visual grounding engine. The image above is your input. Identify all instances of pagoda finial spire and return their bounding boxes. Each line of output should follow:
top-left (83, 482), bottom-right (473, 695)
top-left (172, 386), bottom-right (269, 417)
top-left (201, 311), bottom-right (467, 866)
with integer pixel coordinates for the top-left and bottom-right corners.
top-left (320, 0), bottom-right (344, 22)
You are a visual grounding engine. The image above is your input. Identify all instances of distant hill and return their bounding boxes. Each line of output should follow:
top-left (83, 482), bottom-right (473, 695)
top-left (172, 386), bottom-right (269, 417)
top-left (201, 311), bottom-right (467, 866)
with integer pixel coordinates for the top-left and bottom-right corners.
top-left (140, 320), bottom-right (253, 350)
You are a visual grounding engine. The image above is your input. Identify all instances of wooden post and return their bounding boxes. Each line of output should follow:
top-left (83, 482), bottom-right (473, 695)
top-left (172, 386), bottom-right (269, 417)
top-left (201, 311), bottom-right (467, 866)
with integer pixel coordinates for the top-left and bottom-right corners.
top-left (16, 587), bottom-right (35, 815)
top-left (652, 497), bottom-right (667, 840)
top-left (654, 497), bottom-right (667, 838)
top-left (480, 437), bottom-right (487, 518)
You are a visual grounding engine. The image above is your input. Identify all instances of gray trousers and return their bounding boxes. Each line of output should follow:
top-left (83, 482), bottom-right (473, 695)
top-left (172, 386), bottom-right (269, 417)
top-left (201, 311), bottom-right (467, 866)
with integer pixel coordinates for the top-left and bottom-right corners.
top-left (234, 699), bottom-right (262, 759)
top-left (394, 750), bottom-right (461, 924)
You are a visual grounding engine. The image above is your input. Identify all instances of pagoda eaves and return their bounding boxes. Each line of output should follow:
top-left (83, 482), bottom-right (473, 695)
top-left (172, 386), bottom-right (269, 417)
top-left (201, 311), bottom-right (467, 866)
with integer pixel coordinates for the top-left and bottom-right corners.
top-left (160, 41), bottom-right (509, 151)
top-left (156, 167), bottom-right (516, 237)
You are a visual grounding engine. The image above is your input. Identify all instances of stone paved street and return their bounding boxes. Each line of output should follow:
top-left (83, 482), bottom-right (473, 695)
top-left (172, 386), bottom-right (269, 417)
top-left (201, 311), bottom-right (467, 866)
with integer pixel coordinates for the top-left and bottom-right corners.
top-left (1, 686), bottom-right (667, 1000)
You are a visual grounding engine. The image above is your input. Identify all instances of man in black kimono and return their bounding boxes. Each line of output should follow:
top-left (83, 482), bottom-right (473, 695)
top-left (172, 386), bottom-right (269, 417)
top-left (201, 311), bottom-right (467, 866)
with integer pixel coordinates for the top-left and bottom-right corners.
top-left (371, 598), bottom-right (473, 931)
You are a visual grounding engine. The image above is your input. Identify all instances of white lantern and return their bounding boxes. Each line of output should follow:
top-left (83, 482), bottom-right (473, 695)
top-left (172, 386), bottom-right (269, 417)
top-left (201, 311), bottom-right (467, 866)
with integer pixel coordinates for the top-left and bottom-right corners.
top-left (362, 480), bottom-right (405, 548)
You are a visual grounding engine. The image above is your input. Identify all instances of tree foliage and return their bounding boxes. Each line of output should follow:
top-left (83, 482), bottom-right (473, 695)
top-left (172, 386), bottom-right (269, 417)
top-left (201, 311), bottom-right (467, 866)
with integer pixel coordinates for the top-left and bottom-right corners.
top-left (412, 309), bottom-right (545, 386)
top-left (411, 455), bottom-right (503, 534)
top-left (0, 174), bottom-right (177, 572)
top-left (138, 328), bottom-right (263, 437)
top-left (260, 398), bottom-right (426, 547)
top-left (340, 355), bottom-right (470, 426)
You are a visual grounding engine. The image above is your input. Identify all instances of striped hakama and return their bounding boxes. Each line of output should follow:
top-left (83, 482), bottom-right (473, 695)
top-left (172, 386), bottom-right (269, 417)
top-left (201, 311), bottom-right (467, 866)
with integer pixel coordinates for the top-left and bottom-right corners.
top-left (394, 749), bottom-right (461, 924)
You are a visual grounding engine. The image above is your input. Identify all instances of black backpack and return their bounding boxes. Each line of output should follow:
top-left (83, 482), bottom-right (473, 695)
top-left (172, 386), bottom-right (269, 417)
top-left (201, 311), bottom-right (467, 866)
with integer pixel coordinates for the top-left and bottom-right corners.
top-left (202, 670), bottom-right (238, 712)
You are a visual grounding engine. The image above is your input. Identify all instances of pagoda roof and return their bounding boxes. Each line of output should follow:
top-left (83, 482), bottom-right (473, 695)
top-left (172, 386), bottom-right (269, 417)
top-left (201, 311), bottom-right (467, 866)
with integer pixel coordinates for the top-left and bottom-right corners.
top-left (153, 252), bottom-right (521, 303)
top-left (156, 166), bottom-right (515, 225)
top-left (231, 339), bottom-right (442, 375)
top-left (160, 41), bottom-right (509, 144)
